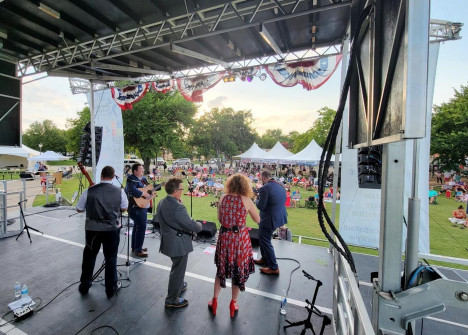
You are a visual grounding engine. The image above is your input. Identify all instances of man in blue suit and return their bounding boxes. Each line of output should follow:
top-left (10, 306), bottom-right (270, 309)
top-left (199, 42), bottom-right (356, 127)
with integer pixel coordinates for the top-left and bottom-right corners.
top-left (255, 170), bottom-right (287, 275)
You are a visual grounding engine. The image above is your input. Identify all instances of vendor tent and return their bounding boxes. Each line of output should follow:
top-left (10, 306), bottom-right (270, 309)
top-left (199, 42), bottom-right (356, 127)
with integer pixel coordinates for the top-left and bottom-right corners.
top-left (284, 139), bottom-right (325, 166)
top-left (234, 143), bottom-right (267, 162)
top-left (261, 142), bottom-right (294, 164)
top-left (0, 145), bottom-right (40, 169)
top-left (27, 151), bottom-right (68, 162)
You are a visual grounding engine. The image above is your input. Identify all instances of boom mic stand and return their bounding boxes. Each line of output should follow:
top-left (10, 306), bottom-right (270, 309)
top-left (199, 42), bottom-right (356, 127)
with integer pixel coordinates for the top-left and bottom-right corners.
top-left (115, 175), bottom-right (145, 280)
top-left (283, 270), bottom-right (331, 335)
top-left (16, 200), bottom-right (43, 243)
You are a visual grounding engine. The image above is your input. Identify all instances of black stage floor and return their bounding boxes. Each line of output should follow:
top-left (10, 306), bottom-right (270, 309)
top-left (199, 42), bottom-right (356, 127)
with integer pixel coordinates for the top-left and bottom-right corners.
top-left (0, 206), bottom-right (467, 335)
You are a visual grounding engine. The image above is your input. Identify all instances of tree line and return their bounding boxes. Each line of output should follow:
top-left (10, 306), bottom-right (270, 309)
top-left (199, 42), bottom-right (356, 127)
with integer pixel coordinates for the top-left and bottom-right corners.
top-left (22, 85), bottom-right (467, 173)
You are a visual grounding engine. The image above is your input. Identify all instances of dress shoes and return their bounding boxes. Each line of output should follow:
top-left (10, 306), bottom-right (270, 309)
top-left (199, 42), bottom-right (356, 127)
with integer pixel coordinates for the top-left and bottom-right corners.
top-left (253, 258), bottom-right (266, 266)
top-left (260, 267), bottom-right (280, 275)
top-left (132, 248), bottom-right (148, 252)
top-left (165, 298), bottom-right (189, 309)
top-left (106, 281), bottom-right (122, 299)
top-left (134, 251), bottom-right (148, 257)
top-left (78, 282), bottom-right (91, 295)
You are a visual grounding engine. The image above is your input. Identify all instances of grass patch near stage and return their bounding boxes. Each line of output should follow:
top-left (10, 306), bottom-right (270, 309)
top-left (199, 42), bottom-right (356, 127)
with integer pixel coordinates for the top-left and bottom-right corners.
top-left (32, 174), bottom-right (468, 269)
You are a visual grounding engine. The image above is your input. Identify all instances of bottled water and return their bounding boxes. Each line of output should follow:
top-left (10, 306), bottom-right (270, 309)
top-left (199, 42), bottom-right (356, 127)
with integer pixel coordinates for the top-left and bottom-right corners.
top-left (280, 289), bottom-right (287, 315)
top-left (21, 284), bottom-right (29, 300)
top-left (14, 282), bottom-right (21, 300)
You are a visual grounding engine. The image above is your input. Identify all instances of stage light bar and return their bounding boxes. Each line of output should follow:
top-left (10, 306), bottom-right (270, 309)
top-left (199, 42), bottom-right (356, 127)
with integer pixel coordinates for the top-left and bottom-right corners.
top-left (39, 3), bottom-right (60, 19)
top-left (259, 24), bottom-right (282, 56)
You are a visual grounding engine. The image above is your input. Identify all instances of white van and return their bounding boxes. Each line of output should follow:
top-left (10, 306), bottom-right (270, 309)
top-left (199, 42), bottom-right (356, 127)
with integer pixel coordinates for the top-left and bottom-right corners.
top-left (124, 158), bottom-right (144, 171)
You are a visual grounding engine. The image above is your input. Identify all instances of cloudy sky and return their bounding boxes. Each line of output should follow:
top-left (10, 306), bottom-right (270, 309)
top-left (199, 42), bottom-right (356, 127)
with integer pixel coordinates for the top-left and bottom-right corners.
top-left (21, 0), bottom-right (467, 136)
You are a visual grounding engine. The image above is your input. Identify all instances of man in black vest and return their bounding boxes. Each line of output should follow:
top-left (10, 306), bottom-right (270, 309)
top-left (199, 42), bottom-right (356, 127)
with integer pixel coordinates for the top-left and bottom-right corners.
top-left (76, 166), bottom-right (128, 298)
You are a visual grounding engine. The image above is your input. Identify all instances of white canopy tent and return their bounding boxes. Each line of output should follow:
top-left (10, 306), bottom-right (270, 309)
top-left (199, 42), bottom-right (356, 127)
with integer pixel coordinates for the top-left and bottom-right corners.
top-left (260, 141), bottom-right (294, 164)
top-left (234, 142), bottom-right (267, 162)
top-left (0, 145), bottom-right (40, 169)
top-left (284, 139), bottom-right (324, 165)
top-left (27, 151), bottom-right (69, 162)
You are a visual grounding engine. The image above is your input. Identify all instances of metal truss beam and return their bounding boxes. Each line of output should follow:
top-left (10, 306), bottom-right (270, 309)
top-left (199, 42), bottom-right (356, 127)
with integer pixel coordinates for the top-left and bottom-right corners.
top-left (429, 19), bottom-right (463, 43)
top-left (16, 0), bottom-right (351, 77)
top-left (67, 43), bottom-right (342, 93)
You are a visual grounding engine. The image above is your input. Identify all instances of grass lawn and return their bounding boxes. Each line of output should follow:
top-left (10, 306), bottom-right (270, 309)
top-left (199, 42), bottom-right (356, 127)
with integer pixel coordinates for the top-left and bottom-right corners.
top-left (33, 173), bottom-right (468, 269)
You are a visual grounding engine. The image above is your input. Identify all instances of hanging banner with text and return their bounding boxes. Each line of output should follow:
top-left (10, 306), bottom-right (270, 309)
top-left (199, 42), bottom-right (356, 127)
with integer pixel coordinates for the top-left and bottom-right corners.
top-left (86, 89), bottom-right (124, 186)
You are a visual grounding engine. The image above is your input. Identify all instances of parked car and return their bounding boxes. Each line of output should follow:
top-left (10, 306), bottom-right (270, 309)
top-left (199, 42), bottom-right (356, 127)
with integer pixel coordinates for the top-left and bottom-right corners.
top-left (156, 157), bottom-right (166, 166)
top-left (173, 158), bottom-right (191, 166)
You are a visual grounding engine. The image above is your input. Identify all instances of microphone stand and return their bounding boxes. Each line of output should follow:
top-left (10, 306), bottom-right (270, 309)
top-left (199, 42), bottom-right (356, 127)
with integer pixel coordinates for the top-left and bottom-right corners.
top-left (188, 180), bottom-right (194, 217)
top-left (115, 175), bottom-right (145, 280)
top-left (16, 200), bottom-right (43, 243)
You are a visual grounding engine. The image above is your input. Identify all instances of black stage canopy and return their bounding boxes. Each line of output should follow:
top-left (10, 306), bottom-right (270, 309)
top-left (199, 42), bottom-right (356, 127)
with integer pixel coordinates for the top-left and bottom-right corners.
top-left (0, 0), bottom-right (351, 81)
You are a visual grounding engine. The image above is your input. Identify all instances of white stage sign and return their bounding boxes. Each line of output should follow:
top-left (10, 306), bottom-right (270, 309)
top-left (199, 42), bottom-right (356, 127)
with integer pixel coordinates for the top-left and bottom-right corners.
top-left (86, 89), bottom-right (124, 186)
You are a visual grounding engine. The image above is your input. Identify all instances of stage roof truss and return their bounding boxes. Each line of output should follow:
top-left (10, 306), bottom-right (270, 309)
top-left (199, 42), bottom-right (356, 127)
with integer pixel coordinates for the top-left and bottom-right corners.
top-left (0, 0), bottom-right (352, 81)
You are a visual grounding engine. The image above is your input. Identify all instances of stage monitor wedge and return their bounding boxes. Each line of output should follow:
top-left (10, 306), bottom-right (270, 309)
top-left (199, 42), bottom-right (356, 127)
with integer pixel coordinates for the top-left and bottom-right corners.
top-left (348, 0), bottom-right (429, 148)
top-left (0, 59), bottom-right (21, 147)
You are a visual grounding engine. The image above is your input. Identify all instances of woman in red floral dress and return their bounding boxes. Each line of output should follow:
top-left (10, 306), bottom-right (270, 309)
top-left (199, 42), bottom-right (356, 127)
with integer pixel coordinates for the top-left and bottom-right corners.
top-left (209, 174), bottom-right (260, 318)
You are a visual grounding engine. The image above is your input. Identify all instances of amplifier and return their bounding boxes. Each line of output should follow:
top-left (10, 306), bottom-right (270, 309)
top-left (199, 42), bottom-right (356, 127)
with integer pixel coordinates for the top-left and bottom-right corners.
top-left (248, 227), bottom-right (259, 245)
top-left (197, 220), bottom-right (217, 238)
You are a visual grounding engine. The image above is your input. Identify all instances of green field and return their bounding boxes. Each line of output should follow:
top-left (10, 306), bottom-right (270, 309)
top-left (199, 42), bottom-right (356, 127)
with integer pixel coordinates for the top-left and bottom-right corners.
top-left (32, 173), bottom-right (468, 269)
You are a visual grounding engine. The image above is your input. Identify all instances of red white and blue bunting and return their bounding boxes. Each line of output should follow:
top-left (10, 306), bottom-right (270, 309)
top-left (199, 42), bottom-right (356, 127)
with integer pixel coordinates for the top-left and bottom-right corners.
top-left (265, 55), bottom-right (342, 91)
top-left (151, 80), bottom-right (175, 94)
top-left (176, 72), bottom-right (225, 102)
top-left (111, 83), bottom-right (149, 110)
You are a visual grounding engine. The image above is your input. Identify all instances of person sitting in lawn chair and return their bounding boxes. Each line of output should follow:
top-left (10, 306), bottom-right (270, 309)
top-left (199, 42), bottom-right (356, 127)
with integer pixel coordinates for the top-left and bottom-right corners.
top-left (429, 187), bottom-right (439, 205)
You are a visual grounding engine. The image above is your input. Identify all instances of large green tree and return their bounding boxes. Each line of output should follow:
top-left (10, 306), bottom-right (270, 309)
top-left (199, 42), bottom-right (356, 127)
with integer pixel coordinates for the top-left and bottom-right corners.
top-left (431, 84), bottom-right (468, 170)
top-left (22, 119), bottom-right (67, 154)
top-left (189, 107), bottom-right (257, 166)
top-left (122, 91), bottom-right (197, 173)
top-left (258, 129), bottom-right (288, 149)
top-left (292, 107), bottom-right (336, 153)
top-left (65, 106), bottom-right (91, 158)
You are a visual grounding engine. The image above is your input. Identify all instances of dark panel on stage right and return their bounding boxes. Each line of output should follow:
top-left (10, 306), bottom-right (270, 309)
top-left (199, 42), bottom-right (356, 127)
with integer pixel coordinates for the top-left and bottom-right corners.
top-left (0, 59), bottom-right (21, 147)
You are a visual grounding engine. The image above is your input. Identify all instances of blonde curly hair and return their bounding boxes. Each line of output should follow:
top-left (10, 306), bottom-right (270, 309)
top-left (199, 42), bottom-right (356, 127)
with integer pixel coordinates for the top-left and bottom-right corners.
top-left (225, 173), bottom-right (254, 198)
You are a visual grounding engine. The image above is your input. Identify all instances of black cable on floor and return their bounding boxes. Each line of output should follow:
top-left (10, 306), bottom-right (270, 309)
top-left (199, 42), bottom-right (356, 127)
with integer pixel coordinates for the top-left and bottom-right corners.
top-left (34, 281), bottom-right (80, 313)
top-left (0, 310), bottom-right (14, 327)
top-left (90, 325), bottom-right (120, 335)
top-left (74, 304), bottom-right (115, 335)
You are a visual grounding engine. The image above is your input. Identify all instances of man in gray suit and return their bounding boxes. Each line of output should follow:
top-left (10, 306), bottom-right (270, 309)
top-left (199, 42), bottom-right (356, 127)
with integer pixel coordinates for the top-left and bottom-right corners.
top-left (157, 178), bottom-right (202, 308)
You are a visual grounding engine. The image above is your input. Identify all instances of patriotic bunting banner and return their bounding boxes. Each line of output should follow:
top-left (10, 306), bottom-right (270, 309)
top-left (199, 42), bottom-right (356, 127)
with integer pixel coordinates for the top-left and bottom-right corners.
top-left (152, 80), bottom-right (175, 93)
top-left (265, 55), bottom-right (342, 91)
top-left (176, 72), bottom-right (225, 102)
top-left (111, 83), bottom-right (149, 110)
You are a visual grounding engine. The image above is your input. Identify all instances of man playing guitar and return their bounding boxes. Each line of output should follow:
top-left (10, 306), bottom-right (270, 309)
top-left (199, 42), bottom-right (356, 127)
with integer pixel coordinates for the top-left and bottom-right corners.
top-left (125, 163), bottom-right (155, 257)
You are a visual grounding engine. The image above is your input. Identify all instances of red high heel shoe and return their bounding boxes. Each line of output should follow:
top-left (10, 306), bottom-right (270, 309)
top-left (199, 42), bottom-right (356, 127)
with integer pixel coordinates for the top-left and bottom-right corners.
top-left (229, 300), bottom-right (239, 318)
top-left (208, 298), bottom-right (217, 316)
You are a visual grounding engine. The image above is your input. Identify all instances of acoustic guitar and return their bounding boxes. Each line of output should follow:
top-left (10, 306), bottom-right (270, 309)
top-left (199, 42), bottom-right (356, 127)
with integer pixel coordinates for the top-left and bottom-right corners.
top-left (134, 182), bottom-right (164, 208)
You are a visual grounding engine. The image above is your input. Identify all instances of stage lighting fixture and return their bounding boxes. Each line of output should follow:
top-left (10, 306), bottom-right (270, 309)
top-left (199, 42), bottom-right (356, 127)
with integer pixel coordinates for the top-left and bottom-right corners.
top-left (246, 75), bottom-right (253, 82)
top-left (223, 74), bottom-right (236, 83)
top-left (259, 73), bottom-right (267, 81)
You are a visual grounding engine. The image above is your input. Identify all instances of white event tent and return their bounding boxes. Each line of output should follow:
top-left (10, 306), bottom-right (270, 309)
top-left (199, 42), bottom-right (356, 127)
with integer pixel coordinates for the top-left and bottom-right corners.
top-left (284, 139), bottom-right (325, 166)
top-left (234, 142), bottom-right (267, 162)
top-left (260, 141), bottom-right (294, 164)
top-left (27, 151), bottom-right (69, 162)
top-left (0, 145), bottom-right (40, 169)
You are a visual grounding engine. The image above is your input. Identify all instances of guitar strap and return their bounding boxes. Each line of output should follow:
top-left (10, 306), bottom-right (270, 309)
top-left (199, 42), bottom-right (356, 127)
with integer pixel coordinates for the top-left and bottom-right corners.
top-left (158, 198), bottom-right (193, 238)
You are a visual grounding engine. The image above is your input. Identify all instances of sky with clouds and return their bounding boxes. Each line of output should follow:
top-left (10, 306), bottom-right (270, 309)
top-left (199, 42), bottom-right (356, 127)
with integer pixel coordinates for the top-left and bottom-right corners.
top-left (21, 0), bottom-right (467, 137)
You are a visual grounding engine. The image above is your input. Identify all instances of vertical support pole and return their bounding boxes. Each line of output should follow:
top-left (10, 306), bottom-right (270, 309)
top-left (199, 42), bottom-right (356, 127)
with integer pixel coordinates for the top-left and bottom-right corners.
top-left (372, 141), bottom-right (405, 332)
top-left (90, 80), bottom-right (96, 181)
